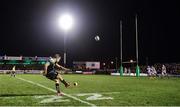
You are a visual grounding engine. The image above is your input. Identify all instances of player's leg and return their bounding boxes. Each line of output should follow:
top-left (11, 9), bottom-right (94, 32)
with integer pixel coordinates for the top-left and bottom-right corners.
top-left (45, 71), bottom-right (63, 96)
top-left (55, 79), bottom-right (60, 93)
top-left (13, 72), bottom-right (16, 77)
top-left (56, 74), bottom-right (70, 88)
top-left (153, 73), bottom-right (156, 78)
top-left (162, 72), bottom-right (164, 77)
top-left (10, 71), bottom-right (12, 77)
top-left (149, 73), bottom-right (152, 78)
top-left (54, 79), bottom-right (64, 96)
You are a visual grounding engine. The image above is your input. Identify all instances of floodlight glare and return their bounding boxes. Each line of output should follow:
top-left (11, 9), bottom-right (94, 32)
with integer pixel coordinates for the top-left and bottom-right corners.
top-left (58, 14), bottom-right (74, 31)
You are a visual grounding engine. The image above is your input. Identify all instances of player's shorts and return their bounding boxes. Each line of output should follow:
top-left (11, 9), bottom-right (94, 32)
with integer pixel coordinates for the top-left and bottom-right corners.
top-left (46, 70), bottom-right (58, 80)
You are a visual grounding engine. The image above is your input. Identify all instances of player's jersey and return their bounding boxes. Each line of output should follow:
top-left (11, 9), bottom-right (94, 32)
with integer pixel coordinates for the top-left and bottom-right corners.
top-left (47, 62), bottom-right (55, 72)
top-left (47, 57), bottom-right (57, 72)
top-left (151, 67), bottom-right (157, 74)
top-left (147, 67), bottom-right (151, 72)
top-left (162, 66), bottom-right (166, 72)
top-left (45, 58), bottom-right (58, 80)
top-left (12, 66), bottom-right (16, 71)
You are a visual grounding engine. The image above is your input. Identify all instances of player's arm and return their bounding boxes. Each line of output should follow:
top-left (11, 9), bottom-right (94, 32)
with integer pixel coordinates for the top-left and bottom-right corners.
top-left (56, 63), bottom-right (70, 71)
top-left (43, 62), bottom-right (50, 76)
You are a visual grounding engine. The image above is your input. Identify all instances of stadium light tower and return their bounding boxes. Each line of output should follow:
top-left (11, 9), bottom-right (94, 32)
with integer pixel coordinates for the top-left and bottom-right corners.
top-left (58, 13), bottom-right (74, 66)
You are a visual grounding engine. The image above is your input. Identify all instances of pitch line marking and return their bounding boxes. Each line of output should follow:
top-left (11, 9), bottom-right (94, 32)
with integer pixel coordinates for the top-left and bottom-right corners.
top-left (16, 77), bottom-right (96, 107)
top-left (76, 93), bottom-right (113, 100)
top-left (100, 92), bottom-right (121, 94)
top-left (34, 95), bottom-right (70, 103)
top-left (72, 92), bottom-right (121, 96)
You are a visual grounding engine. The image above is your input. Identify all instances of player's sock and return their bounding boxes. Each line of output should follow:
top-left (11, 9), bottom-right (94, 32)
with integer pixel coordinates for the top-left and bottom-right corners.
top-left (55, 83), bottom-right (60, 93)
top-left (61, 79), bottom-right (70, 87)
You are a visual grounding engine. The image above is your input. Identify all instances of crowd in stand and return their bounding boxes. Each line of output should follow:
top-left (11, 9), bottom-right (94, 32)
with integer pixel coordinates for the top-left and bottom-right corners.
top-left (0, 64), bottom-right (44, 70)
top-left (0, 63), bottom-right (180, 75)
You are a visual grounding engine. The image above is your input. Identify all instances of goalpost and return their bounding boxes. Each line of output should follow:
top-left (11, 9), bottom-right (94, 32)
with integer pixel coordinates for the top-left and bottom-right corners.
top-left (119, 14), bottom-right (140, 77)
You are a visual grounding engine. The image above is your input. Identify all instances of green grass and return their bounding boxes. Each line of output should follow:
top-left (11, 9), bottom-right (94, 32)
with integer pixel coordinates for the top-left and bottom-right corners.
top-left (0, 74), bottom-right (180, 106)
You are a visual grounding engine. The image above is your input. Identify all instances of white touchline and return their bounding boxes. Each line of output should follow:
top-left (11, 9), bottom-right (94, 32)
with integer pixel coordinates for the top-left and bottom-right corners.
top-left (16, 77), bottom-right (96, 107)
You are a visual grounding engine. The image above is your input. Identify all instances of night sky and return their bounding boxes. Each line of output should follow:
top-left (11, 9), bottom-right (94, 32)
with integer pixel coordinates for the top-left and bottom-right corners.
top-left (0, 0), bottom-right (180, 64)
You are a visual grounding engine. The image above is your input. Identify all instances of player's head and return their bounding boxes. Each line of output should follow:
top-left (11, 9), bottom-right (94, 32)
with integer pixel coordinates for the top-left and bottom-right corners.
top-left (53, 54), bottom-right (61, 62)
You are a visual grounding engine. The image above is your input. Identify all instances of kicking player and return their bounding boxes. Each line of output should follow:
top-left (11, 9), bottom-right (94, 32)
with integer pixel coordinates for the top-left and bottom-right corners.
top-left (43, 54), bottom-right (70, 96)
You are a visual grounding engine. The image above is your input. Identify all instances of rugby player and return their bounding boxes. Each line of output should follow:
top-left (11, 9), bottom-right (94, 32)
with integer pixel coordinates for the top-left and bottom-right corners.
top-left (11, 65), bottom-right (16, 77)
top-left (43, 54), bottom-right (70, 96)
top-left (161, 64), bottom-right (167, 77)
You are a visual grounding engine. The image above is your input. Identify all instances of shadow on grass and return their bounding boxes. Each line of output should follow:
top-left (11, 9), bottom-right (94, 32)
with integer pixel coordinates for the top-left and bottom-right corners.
top-left (0, 94), bottom-right (51, 97)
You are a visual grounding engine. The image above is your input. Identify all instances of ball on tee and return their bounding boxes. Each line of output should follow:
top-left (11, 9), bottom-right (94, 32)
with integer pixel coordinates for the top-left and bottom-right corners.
top-left (73, 82), bottom-right (78, 86)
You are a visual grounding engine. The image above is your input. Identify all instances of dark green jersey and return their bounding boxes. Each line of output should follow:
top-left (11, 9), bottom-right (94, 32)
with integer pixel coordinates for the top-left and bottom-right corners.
top-left (47, 58), bottom-right (57, 72)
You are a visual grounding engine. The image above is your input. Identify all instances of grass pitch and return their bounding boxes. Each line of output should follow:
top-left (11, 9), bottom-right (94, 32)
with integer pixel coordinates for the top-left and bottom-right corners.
top-left (0, 74), bottom-right (180, 106)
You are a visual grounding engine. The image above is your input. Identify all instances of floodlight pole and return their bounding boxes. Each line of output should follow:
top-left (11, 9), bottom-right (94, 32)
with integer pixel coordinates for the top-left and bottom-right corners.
top-left (135, 14), bottom-right (140, 77)
top-left (120, 20), bottom-right (123, 76)
top-left (59, 14), bottom-right (73, 67)
top-left (63, 32), bottom-right (67, 67)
